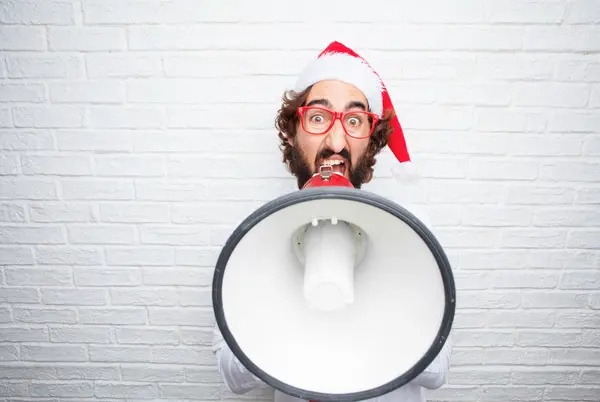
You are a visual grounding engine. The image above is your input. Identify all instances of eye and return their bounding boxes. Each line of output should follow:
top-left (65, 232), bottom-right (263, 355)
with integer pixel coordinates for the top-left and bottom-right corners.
top-left (346, 115), bottom-right (363, 127)
top-left (310, 114), bottom-right (326, 124)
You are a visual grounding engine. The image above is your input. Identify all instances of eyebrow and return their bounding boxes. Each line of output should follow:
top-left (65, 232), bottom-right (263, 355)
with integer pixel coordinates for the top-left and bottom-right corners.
top-left (306, 98), bottom-right (368, 111)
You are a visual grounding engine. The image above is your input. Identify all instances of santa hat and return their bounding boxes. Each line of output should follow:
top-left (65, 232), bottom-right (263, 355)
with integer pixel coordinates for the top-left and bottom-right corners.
top-left (294, 41), bottom-right (417, 182)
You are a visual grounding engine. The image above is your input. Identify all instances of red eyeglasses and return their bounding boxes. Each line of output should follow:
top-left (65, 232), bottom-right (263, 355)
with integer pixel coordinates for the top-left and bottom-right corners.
top-left (296, 106), bottom-right (379, 139)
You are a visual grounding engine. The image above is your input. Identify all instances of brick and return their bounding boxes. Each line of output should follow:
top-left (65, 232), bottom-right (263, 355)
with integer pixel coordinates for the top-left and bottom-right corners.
top-left (105, 247), bottom-right (174, 266)
top-left (428, 181), bottom-right (502, 204)
top-left (67, 225), bottom-right (137, 245)
top-left (549, 348), bottom-right (600, 365)
top-left (178, 289), bottom-right (211, 307)
top-left (89, 345), bottom-right (151, 362)
top-left (458, 291), bottom-right (521, 309)
top-left (121, 365), bottom-right (186, 382)
top-left (179, 328), bottom-right (212, 346)
top-left (115, 328), bottom-right (179, 345)
top-left (0, 83), bottom-right (46, 102)
top-left (501, 229), bottom-right (567, 248)
top-left (517, 330), bottom-right (583, 347)
top-left (556, 58), bottom-right (600, 82)
top-left (540, 161), bottom-right (600, 182)
top-left (516, 83), bottom-right (590, 108)
top-left (94, 382), bottom-right (158, 399)
top-left (522, 291), bottom-right (588, 309)
top-left (0, 365), bottom-right (56, 379)
top-left (582, 330), bottom-right (600, 347)
top-left (476, 108), bottom-right (546, 132)
top-left (0, 0), bottom-right (75, 24)
top-left (42, 288), bottom-right (108, 306)
top-left (524, 26), bottom-right (600, 52)
top-left (0, 178), bottom-right (58, 200)
top-left (135, 180), bottom-right (209, 201)
top-left (560, 271), bottom-right (600, 290)
top-left (484, 348), bottom-right (548, 365)
top-left (186, 367), bottom-right (222, 383)
top-left (0, 203), bottom-right (26, 222)
top-left (0, 327), bottom-right (49, 342)
top-left (568, 230), bottom-right (600, 249)
top-left (79, 307), bottom-right (147, 325)
top-left (566, 0), bottom-right (600, 23)
top-left (0, 153), bottom-right (19, 175)
top-left (30, 202), bottom-right (95, 223)
top-left (0, 307), bottom-right (11, 323)
top-left (74, 267), bottom-right (141, 287)
top-left (6, 55), bottom-right (83, 79)
top-left (448, 368), bottom-right (510, 385)
top-left (556, 312), bottom-right (599, 328)
top-left (100, 202), bottom-right (168, 223)
top-left (141, 225), bottom-right (211, 246)
top-left (583, 136), bottom-right (600, 156)
top-left (86, 53), bottom-right (162, 78)
top-left (488, 311), bottom-right (555, 328)
top-left (5, 267), bottom-right (71, 286)
top-left (14, 307), bottom-right (77, 324)
top-left (435, 228), bottom-right (499, 248)
top-left (534, 207), bottom-right (600, 227)
top-left (159, 383), bottom-right (221, 399)
top-left (548, 111), bottom-right (600, 132)
top-left (48, 27), bottom-right (126, 51)
top-left (0, 287), bottom-right (40, 303)
top-left (49, 326), bottom-right (112, 343)
top-left (469, 158), bottom-right (539, 181)
top-left (30, 382), bottom-right (94, 397)
top-left (83, 0), bottom-right (162, 24)
top-left (57, 129), bottom-right (133, 152)
top-left (0, 380), bottom-right (29, 396)
top-left (581, 369), bottom-right (600, 384)
top-left (0, 344), bottom-right (19, 361)
top-left (170, 202), bottom-right (265, 224)
top-left (56, 365), bottom-right (119, 380)
top-left (484, 0), bottom-right (564, 23)
top-left (95, 155), bottom-right (166, 177)
top-left (0, 107), bottom-right (11, 127)
top-left (50, 81), bottom-right (126, 103)
top-left (168, 155), bottom-right (288, 179)
top-left (143, 268), bottom-right (212, 286)
top-left (506, 184), bottom-right (575, 205)
top-left (545, 386), bottom-right (600, 401)
top-left (148, 307), bottom-right (214, 326)
top-left (0, 246), bottom-right (35, 264)
top-left (527, 250), bottom-right (599, 269)
top-left (89, 106), bottom-right (165, 129)
top-left (175, 247), bottom-right (219, 267)
top-left (151, 347), bottom-right (214, 365)
top-left (14, 106), bottom-right (85, 128)
top-left (167, 104), bottom-right (277, 130)
top-left (0, 225), bottom-right (65, 244)
top-left (0, 26), bottom-right (45, 50)
top-left (0, 130), bottom-right (54, 151)
top-left (62, 179), bottom-right (134, 200)
top-left (36, 246), bottom-right (103, 265)
top-left (490, 271), bottom-right (559, 289)
top-left (463, 206), bottom-right (531, 227)
top-left (445, 26), bottom-right (523, 51)
top-left (21, 344), bottom-right (87, 362)
top-left (110, 288), bottom-right (178, 306)
top-left (482, 386), bottom-right (544, 401)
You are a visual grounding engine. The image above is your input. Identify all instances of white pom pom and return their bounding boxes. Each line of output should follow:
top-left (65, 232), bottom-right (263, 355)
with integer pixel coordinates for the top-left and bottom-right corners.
top-left (391, 161), bottom-right (419, 184)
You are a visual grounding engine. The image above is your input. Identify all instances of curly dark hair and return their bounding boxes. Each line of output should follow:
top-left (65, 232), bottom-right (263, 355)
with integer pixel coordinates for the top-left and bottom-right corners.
top-left (275, 86), bottom-right (395, 189)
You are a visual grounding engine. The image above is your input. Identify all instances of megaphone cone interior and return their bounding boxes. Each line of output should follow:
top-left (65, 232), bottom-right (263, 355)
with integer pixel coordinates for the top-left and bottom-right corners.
top-left (212, 175), bottom-right (455, 401)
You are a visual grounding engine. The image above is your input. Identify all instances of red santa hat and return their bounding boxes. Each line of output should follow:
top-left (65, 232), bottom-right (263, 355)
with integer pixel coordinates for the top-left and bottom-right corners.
top-left (294, 41), bottom-right (416, 181)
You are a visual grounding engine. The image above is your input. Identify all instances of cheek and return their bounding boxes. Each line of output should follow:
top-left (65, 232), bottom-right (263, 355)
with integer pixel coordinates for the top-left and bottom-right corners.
top-left (296, 131), bottom-right (323, 162)
top-left (349, 139), bottom-right (370, 164)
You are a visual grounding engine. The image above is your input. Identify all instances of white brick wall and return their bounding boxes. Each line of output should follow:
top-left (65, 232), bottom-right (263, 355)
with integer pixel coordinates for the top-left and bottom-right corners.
top-left (0, 0), bottom-right (599, 401)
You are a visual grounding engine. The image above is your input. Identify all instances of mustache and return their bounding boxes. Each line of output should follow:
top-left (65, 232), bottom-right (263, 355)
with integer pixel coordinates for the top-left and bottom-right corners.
top-left (315, 148), bottom-right (351, 165)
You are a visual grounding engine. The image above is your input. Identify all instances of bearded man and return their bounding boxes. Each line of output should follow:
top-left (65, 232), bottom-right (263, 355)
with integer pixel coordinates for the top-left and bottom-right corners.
top-left (212, 41), bottom-right (452, 402)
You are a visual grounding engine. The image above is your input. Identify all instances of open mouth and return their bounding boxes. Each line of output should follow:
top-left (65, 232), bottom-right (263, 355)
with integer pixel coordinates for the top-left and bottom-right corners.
top-left (319, 159), bottom-right (346, 176)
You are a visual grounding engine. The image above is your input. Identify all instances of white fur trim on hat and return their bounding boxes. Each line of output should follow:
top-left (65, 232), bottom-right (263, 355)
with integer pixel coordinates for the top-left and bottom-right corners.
top-left (294, 52), bottom-right (384, 117)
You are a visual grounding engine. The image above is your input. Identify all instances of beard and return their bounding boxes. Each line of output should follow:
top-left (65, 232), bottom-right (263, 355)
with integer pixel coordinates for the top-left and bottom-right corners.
top-left (287, 144), bottom-right (372, 189)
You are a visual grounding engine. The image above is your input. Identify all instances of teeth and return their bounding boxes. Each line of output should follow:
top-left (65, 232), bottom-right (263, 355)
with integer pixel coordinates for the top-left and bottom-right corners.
top-left (322, 160), bottom-right (344, 166)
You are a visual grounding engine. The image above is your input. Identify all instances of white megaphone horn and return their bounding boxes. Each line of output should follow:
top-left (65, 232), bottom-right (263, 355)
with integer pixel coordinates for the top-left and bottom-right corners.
top-left (212, 170), bottom-right (456, 401)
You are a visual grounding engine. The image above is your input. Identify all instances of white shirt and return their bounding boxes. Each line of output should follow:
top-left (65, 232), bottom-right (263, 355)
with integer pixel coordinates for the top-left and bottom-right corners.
top-left (213, 325), bottom-right (452, 402)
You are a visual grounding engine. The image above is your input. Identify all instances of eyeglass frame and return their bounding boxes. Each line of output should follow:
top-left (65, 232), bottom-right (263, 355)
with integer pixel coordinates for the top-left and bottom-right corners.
top-left (296, 106), bottom-right (380, 139)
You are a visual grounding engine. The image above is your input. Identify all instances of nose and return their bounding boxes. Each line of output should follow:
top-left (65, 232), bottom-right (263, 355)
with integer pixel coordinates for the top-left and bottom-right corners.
top-left (325, 119), bottom-right (347, 153)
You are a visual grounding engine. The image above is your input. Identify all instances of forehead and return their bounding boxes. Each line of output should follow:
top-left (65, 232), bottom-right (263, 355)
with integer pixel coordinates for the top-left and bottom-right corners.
top-left (306, 80), bottom-right (368, 108)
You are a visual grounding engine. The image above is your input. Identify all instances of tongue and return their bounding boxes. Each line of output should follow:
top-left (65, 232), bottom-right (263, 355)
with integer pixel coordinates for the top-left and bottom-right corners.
top-left (332, 164), bottom-right (344, 174)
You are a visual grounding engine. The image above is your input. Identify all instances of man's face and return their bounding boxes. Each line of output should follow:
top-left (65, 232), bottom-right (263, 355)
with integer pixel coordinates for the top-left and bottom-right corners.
top-left (289, 80), bottom-right (372, 188)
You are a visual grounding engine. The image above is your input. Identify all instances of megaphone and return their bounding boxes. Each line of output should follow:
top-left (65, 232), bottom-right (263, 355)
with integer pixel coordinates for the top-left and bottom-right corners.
top-left (212, 170), bottom-right (455, 401)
